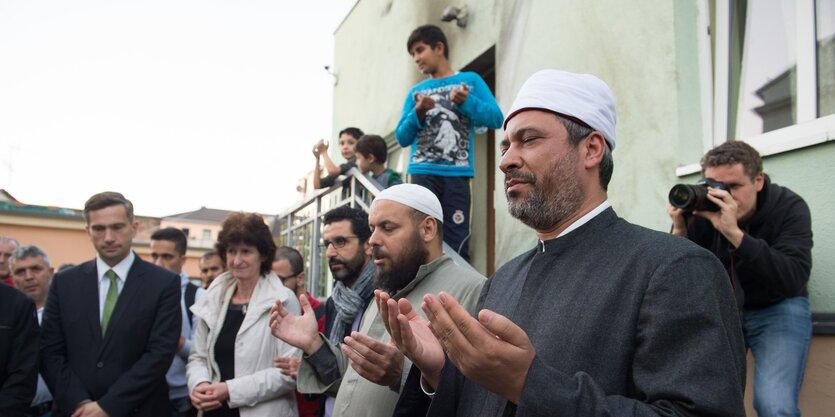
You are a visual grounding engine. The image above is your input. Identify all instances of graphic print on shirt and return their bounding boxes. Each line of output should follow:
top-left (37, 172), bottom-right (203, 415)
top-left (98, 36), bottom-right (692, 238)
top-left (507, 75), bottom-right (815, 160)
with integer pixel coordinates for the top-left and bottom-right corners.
top-left (413, 84), bottom-right (471, 166)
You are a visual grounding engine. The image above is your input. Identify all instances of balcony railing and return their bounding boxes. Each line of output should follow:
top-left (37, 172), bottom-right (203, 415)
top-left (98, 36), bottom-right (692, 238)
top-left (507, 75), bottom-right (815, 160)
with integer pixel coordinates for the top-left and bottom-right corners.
top-left (274, 168), bottom-right (382, 299)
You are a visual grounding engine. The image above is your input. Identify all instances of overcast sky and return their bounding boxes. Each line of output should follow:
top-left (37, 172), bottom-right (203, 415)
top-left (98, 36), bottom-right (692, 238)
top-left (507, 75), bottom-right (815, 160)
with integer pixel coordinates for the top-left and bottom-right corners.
top-left (0, 0), bottom-right (356, 217)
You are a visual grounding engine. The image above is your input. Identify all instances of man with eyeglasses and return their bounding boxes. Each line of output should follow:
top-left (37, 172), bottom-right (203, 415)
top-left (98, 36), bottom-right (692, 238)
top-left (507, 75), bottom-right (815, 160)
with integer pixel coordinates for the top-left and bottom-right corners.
top-left (270, 185), bottom-right (486, 417)
top-left (270, 206), bottom-right (375, 417)
top-left (272, 246), bottom-right (325, 417)
top-left (150, 227), bottom-right (205, 417)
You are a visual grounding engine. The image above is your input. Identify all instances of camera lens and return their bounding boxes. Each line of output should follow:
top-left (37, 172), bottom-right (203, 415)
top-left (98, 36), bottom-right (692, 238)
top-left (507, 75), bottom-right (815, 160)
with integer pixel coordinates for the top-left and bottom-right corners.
top-left (669, 185), bottom-right (696, 210)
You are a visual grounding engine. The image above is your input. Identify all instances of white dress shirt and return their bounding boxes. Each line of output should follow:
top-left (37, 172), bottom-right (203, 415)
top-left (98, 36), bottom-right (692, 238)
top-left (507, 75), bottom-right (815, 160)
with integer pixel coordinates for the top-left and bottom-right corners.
top-left (96, 251), bottom-right (135, 322)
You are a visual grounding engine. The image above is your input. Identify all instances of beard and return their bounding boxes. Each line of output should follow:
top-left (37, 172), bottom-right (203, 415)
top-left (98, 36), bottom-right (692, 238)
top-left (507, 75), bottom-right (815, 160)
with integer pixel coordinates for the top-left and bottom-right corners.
top-left (505, 150), bottom-right (584, 230)
top-left (372, 231), bottom-right (429, 293)
top-left (328, 248), bottom-right (366, 285)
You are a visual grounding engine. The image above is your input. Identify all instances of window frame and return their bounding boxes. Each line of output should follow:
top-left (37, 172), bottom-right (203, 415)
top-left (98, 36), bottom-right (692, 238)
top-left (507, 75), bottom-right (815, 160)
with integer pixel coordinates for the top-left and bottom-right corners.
top-left (678, 0), bottom-right (835, 176)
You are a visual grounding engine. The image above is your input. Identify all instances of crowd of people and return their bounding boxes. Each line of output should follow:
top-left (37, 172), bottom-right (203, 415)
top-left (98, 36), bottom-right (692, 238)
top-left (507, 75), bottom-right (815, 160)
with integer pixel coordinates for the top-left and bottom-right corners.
top-left (1, 23), bottom-right (814, 417)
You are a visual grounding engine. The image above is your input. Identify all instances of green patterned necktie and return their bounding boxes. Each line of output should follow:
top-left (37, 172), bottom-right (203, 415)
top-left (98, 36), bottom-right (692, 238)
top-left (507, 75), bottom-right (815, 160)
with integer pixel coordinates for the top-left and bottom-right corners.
top-left (101, 269), bottom-right (119, 335)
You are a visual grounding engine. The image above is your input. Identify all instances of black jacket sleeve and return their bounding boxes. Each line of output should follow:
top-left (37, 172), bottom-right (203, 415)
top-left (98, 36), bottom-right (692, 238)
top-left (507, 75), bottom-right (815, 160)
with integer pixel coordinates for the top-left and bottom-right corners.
top-left (39, 277), bottom-right (94, 411)
top-left (733, 195), bottom-right (812, 298)
top-left (0, 289), bottom-right (39, 417)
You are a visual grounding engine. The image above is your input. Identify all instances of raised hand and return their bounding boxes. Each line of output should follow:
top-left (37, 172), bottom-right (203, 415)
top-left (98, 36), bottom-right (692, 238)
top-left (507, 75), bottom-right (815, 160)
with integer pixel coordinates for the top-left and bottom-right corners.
top-left (422, 292), bottom-right (535, 404)
top-left (450, 82), bottom-right (469, 104)
top-left (269, 294), bottom-right (322, 354)
top-left (340, 331), bottom-right (404, 386)
top-left (695, 187), bottom-right (744, 247)
top-left (376, 290), bottom-right (445, 389)
top-left (413, 92), bottom-right (436, 122)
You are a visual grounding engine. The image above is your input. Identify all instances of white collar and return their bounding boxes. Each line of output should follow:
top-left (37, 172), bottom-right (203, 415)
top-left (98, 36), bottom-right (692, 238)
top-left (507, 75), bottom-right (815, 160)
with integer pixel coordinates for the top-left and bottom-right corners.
top-left (539, 200), bottom-right (611, 250)
top-left (96, 251), bottom-right (135, 282)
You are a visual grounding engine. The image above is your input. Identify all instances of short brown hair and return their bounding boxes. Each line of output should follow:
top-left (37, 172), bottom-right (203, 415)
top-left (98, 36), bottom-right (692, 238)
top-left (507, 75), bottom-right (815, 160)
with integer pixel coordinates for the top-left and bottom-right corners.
top-left (701, 141), bottom-right (763, 180)
top-left (355, 135), bottom-right (388, 164)
top-left (84, 192), bottom-right (134, 222)
top-left (215, 212), bottom-right (275, 275)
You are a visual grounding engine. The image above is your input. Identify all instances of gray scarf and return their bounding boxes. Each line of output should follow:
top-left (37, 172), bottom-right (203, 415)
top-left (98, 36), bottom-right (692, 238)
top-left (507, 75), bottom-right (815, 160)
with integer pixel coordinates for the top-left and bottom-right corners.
top-left (329, 261), bottom-right (375, 346)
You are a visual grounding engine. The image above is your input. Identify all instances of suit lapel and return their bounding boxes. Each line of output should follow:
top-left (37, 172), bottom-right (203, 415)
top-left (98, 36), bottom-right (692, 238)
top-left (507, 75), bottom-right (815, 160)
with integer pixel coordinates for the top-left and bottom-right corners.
top-left (82, 261), bottom-right (104, 347)
top-left (100, 258), bottom-right (144, 353)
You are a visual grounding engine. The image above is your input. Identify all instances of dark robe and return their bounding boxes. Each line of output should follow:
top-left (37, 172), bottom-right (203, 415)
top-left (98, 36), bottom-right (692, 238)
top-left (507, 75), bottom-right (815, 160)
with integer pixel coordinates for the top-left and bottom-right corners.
top-left (419, 208), bottom-right (746, 417)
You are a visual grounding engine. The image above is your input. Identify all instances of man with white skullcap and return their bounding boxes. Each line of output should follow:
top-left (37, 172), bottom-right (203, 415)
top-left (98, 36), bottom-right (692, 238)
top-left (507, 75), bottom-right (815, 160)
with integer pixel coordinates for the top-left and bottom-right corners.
top-left (271, 183), bottom-right (485, 417)
top-left (379, 70), bottom-right (746, 417)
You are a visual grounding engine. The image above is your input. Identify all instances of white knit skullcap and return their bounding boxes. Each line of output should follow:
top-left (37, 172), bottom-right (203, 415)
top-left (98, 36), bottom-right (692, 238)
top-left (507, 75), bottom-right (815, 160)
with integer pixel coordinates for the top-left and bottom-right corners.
top-left (374, 184), bottom-right (444, 223)
top-left (504, 69), bottom-right (618, 150)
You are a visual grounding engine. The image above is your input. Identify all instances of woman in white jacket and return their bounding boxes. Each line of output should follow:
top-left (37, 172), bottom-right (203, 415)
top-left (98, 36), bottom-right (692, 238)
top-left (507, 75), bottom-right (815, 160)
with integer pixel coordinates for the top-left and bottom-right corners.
top-left (187, 212), bottom-right (301, 417)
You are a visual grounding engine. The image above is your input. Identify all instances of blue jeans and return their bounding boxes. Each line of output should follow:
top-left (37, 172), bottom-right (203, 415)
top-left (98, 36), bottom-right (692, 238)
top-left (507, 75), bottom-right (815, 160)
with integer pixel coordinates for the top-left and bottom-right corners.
top-left (410, 174), bottom-right (471, 261)
top-left (743, 297), bottom-right (812, 417)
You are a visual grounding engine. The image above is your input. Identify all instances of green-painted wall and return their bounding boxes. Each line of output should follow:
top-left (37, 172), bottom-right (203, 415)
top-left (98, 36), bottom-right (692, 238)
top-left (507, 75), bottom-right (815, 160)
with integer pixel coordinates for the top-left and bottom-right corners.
top-left (331, 0), bottom-right (834, 312)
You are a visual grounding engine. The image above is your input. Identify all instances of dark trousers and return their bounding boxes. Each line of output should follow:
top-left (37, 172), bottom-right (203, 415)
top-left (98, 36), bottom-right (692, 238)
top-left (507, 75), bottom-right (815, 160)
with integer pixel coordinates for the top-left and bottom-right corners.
top-left (410, 174), bottom-right (471, 261)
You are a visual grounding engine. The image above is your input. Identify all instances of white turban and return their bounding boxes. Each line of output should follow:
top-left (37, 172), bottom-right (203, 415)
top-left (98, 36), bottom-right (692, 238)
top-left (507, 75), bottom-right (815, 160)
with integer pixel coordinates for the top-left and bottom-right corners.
top-left (504, 69), bottom-right (618, 150)
top-left (374, 184), bottom-right (443, 223)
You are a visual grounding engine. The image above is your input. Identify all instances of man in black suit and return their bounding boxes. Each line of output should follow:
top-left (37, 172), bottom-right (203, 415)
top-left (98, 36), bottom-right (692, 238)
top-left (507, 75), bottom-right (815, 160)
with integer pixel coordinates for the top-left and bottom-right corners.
top-left (0, 282), bottom-right (39, 417)
top-left (40, 192), bottom-right (181, 417)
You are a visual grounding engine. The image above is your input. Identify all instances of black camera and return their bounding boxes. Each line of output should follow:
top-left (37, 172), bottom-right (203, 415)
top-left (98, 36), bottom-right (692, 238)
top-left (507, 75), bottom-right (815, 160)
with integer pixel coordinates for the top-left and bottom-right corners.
top-left (668, 177), bottom-right (729, 213)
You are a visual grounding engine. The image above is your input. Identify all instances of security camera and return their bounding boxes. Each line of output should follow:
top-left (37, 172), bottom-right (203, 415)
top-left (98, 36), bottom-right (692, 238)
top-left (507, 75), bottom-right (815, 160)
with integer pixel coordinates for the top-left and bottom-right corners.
top-left (441, 5), bottom-right (468, 27)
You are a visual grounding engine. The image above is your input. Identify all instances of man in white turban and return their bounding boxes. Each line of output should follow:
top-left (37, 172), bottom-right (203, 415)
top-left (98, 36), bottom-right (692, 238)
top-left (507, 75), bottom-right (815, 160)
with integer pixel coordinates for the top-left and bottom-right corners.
top-left (378, 69), bottom-right (747, 417)
top-left (271, 184), bottom-right (486, 417)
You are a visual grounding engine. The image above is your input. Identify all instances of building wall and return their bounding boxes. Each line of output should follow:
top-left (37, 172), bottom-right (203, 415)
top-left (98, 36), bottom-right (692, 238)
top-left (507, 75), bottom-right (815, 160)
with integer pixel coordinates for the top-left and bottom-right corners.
top-left (0, 216), bottom-right (93, 268)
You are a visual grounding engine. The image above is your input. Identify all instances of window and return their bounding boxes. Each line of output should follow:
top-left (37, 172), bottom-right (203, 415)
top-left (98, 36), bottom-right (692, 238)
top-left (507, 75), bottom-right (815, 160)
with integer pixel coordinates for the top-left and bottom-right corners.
top-left (202, 229), bottom-right (211, 241)
top-left (686, 0), bottom-right (835, 175)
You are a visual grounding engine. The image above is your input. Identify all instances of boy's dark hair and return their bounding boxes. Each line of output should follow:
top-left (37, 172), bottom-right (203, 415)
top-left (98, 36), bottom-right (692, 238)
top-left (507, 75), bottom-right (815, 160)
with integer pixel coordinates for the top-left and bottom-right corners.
top-left (355, 135), bottom-right (388, 164)
top-left (323, 206), bottom-right (371, 243)
top-left (407, 25), bottom-right (449, 58)
top-left (701, 141), bottom-right (763, 180)
top-left (84, 192), bottom-right (134, 222)
top-left (339, 127), bottom-right (365, 140)
top-left (275, 246), bottom-right (304, 276)
top-left (151, 227), bottom-right (188, 255)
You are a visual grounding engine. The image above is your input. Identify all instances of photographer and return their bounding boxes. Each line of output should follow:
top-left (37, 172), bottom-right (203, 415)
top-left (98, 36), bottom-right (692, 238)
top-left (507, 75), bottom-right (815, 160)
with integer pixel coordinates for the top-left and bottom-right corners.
top-left (668, 141), bottom-right (812, 417)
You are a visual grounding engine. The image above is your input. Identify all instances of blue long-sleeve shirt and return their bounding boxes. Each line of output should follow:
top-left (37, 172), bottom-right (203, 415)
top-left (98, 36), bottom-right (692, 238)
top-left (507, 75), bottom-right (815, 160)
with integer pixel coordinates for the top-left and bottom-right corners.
top-left (395, 72), bottom-right (503, 177)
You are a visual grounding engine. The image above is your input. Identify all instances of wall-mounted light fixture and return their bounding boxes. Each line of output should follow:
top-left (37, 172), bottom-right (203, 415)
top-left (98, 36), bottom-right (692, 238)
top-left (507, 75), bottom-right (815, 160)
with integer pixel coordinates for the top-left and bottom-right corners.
top-left (441, 5), bottom-right (468, 28)
top-left (324, 65), bottom-right (338, 86)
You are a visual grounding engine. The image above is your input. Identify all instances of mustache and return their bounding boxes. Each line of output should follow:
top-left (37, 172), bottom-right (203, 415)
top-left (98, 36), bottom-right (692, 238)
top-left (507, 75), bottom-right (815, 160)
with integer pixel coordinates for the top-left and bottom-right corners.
top-left (504, 169), bottom-right (536, 184)
top-left (371, 247), bottom-right (388, 259)
top-left (328, 257), bottom-right (346, 267)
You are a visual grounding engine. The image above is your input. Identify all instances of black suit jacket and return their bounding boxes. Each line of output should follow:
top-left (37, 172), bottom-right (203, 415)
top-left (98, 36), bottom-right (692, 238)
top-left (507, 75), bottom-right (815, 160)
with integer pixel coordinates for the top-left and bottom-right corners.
top-left (40, 255), bottom-right (181, 417)
top-left (0, 283), bottom-right (39, 417)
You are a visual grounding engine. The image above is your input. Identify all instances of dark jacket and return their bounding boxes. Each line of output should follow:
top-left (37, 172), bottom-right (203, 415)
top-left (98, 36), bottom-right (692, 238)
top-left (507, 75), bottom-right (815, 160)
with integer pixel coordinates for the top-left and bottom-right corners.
top-left (687, 175), bottom-right (813, 309)
top-left (425, 208), bottom-right (746, 416)
top-left (40, 256), bottom-right (181, 417)
top-left (0, 284), bottom-right (39, 417)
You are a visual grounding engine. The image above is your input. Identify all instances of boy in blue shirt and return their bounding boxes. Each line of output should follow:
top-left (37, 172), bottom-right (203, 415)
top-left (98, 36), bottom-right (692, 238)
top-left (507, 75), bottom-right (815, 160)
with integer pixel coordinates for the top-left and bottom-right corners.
top-left (395, 25), bottom-right (503, 261)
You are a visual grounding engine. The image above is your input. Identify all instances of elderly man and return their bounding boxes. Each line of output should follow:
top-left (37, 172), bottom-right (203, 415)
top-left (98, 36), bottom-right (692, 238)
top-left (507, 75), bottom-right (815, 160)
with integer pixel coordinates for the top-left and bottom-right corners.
top-left (379, 70), bottom-right (747, 417)
top-left (0, 236), bottom-right (20, 287)
top-left (10, 245), bottom-right (55, 416)
top-left (270, 184), bottom-right (486, 417)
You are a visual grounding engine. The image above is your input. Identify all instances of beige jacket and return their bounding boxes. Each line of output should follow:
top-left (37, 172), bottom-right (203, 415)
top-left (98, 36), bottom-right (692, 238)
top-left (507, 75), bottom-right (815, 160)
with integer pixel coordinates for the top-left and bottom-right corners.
top-left (297, 255), bottom-right (486, 417)
top-left (187, 271), bottom-right (301, 417)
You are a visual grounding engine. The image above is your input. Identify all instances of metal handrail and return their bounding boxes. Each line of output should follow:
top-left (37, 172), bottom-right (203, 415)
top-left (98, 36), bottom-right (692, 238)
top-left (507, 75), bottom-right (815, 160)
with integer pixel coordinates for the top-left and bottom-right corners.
top-left (275, 168), bottom-right (382, 299)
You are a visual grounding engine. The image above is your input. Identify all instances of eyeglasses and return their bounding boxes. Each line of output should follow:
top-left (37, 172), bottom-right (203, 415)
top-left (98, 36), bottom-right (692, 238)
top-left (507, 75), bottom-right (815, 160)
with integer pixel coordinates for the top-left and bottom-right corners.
top-left (320, 235), bottom-right (359, 250)
top-left (277, 272), bottom-right (301, 281)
